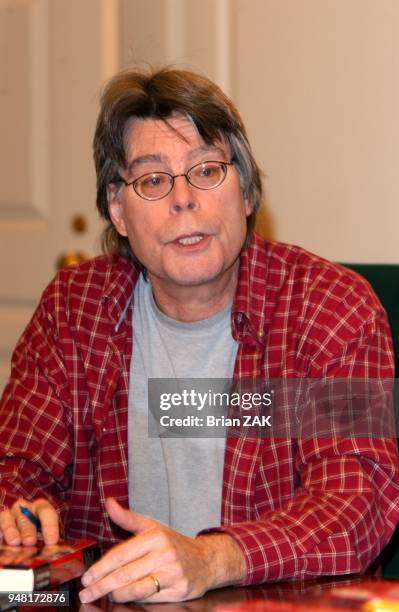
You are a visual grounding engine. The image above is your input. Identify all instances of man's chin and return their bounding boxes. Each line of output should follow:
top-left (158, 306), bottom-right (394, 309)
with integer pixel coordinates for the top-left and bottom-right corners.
top-left (150, 266), bottom-right (226, 290)
top-left (164, 273), bottom-right (222, 288)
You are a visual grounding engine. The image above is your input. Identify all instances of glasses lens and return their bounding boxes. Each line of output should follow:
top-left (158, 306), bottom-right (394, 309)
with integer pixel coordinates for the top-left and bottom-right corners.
top-left (135, 173), bottom-right (172, 200)
top-left (188, 162), bottom-right (226, 189)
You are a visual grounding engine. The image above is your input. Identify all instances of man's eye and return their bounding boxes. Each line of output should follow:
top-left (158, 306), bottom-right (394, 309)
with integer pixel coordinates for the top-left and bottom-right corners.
top-left (141, 175), bottom-right (163, 188)
top-left (200, 166), bottom-right (216, 177)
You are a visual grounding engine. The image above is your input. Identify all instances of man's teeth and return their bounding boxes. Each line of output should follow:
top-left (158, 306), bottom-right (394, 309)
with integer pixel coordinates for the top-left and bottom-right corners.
top-left (178, 235), bottom-right (203, 245)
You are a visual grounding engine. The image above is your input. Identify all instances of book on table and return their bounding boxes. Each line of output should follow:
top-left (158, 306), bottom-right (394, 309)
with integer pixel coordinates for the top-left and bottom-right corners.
top-left (0, 539), bottom-right (99, 592)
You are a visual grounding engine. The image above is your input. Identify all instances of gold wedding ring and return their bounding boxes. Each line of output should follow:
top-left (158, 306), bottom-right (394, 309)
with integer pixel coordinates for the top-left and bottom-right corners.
top-left (149, 574), bottom-right (161, 594)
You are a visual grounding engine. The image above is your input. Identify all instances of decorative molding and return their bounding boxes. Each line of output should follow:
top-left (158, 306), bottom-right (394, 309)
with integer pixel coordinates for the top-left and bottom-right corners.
top-left (215, 0), bottom-right (232, 96)
top-left (29, 0), bottom-right (49, 218)
top-left (165, 0), bottom-right (186, 64)
top-left (0, 0), bottom-right (49, 220)
top-left (163, 0), bottom-right (232, 93)
top-left (100, 0), bottom-right (121, 81)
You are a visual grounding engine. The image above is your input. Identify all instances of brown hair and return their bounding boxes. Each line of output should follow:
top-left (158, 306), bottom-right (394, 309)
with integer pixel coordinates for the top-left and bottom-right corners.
top-left (93, 66), bottom-right (263, 262)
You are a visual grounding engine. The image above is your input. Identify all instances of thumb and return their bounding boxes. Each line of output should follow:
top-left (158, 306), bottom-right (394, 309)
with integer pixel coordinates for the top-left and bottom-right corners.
top-left (105, 497), bottom-right (155, 534)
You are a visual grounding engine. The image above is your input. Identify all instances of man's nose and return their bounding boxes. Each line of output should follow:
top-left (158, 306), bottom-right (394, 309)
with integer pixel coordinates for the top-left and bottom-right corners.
top-left (169, 175), bottom-right (199, 213)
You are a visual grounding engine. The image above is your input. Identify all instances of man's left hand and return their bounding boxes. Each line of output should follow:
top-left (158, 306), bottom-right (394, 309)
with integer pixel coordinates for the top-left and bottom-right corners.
top-left (79, 498), bottom-right (246, 603)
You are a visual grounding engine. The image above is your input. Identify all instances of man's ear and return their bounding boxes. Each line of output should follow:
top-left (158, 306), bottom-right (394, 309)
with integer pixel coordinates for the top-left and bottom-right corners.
top-left (244, 197), bottom-right (253, 217)
top-left (107, 184), bottom-right (128, 237)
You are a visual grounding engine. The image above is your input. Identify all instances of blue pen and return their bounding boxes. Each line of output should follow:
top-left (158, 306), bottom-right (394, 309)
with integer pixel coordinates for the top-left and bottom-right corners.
top-left (19, 505), bottom-right (42, 531)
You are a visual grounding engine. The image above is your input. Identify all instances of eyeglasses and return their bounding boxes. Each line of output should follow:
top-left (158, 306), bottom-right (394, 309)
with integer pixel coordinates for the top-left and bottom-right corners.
top-left (118, 160), bottom-right (234, 201)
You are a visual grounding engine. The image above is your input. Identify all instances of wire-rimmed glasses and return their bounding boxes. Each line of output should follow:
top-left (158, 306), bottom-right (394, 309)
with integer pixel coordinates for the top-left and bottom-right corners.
top-left (118, 160), bottom-right (234, 201)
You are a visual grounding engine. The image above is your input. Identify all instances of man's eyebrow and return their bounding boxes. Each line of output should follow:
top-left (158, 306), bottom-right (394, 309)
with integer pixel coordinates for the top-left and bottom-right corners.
top-left (127, 154), bottom-right (164, 173)
top-left (127, 144), bottom-right (228, 173)
top-left (186, 145), bottom-right (227, 161)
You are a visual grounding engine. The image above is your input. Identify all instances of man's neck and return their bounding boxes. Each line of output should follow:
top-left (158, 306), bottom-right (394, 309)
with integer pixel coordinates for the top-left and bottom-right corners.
top-left (148, 264), bottom-right (239, 322)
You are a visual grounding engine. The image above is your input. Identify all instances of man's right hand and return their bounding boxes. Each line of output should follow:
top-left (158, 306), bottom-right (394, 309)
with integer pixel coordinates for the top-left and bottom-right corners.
top-left (0, 498), bottom-right (59, 546)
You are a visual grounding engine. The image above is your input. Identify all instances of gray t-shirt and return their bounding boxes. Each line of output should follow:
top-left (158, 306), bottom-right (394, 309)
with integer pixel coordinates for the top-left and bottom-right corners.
top-left (128, 273), bottom-right (238, 536)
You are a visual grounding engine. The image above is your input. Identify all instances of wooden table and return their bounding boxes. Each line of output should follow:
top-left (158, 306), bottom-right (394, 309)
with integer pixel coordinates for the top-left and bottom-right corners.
top-left (70, 574), bottom-right (395, 611)
top-left (3, 574), bottom-right (396, 611)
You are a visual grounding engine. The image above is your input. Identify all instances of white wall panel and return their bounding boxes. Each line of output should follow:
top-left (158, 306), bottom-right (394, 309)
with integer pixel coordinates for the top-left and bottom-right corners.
top-left (121, 0), bottom-right (399, 263)
top-left (0, 0), bottom-right (121, 393)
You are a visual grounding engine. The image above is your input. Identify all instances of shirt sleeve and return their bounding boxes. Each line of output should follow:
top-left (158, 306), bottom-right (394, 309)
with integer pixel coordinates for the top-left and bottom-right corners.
top-left (0, 282), bottom-right (72, 528)
top-left (207, 308), bottom-right (399, 583)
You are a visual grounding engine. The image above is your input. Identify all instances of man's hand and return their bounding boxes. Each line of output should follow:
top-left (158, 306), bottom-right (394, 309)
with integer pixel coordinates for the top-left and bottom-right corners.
top-left (79, 498), bottom-right (246, 604)
top-left (0, 498), bottom-right (59, 546)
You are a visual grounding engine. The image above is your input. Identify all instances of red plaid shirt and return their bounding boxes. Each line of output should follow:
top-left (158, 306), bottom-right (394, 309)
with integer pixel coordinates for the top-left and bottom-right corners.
top-left (1, 233), bottom-right (398, 583)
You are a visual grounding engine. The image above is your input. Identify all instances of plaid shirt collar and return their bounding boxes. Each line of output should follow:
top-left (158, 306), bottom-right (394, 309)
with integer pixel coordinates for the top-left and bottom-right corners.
top-left (101, 256), bottom-right (139, 331)
top-left (232, 233), bottom-right (268, 346)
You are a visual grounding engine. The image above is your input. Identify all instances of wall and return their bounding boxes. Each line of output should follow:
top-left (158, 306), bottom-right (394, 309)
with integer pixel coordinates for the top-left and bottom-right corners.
top-left (0, 0), bottom-right (120, 392)
top-left (1, 0), bottom-right (398, 391)
top-left (122, 0), bottom-right (399, 263)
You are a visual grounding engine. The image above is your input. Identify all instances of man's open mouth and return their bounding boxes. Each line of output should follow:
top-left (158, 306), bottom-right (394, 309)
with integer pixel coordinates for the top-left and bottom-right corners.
top-left (176, 234), bottom-right (204, 245)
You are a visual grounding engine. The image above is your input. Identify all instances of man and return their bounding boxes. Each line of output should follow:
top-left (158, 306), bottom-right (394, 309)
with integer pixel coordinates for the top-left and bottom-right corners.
top-left (0, 67), bottom-right (398, 604)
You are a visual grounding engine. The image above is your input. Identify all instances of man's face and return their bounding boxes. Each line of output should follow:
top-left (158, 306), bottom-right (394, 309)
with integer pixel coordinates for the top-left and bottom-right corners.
top-left (108, 114), bottom-right (252, 301)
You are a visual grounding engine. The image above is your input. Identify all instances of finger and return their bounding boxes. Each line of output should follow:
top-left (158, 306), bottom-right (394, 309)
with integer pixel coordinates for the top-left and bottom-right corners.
top-left (111, 572), bottom-right (167, 603)
top-left (80, 548), bottom-right (161, 602)
top-left (11, 501), bottom-right (38, 545)
top-left (105, 498), bottom-right (155, 534)
top-left (10, 498), bottom-right (59, 546)
top-left (81, 521), bottom-right (163, 590)
top-left (0, 508), bottom-right (21, 545)
top-left (80, 567), bottom-right (168, 605)
top-left (32, 499), bottom-right (60, 545)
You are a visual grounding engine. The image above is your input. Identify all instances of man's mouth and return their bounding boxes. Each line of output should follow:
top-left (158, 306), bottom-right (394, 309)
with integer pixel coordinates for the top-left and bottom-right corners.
top-left (165, 232), bottom-right (213, 250)
top-left (176, 234), bottom-right (204, 246)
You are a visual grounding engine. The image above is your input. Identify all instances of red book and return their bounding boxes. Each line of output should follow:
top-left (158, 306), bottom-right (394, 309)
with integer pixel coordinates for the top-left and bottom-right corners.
top-left (0, 539), bottom-right (99, 592)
